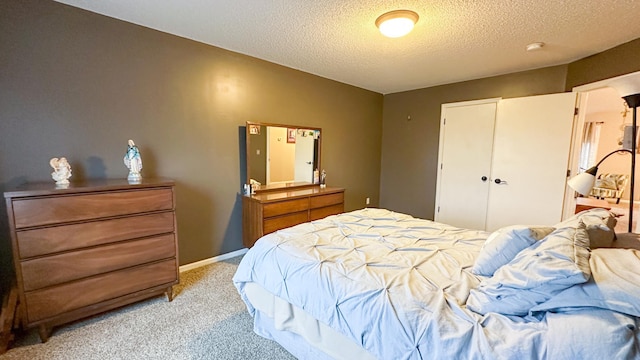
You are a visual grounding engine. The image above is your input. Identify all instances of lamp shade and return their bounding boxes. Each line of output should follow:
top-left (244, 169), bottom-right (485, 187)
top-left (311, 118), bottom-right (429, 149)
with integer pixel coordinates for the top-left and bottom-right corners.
top-left (567, 169), bottom-right (597, 196)
top-left (568, 149), bottom-right (631, 196)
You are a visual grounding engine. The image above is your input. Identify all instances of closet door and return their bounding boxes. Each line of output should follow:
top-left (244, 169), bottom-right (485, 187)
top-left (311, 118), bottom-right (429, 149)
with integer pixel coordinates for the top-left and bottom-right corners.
top-left (485, 93), bottom-right (577, 231)
top-left (435, 100), bottom-right (497, 230)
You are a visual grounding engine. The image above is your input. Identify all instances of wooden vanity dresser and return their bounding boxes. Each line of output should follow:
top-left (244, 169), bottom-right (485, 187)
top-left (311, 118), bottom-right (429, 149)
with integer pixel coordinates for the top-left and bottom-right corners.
top-left (242, 185), bottom-right (345, 248)
top-left (3, 178), bottom-right (179, 341)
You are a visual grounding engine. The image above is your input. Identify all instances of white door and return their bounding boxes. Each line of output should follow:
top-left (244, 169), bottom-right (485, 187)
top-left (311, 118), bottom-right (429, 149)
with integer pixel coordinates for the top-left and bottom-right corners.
top-left (485, 93), bottom-right (577, 230)
top-left (267, 127), bottom-right (295, 184)
top-left (435, 100), bottom-right (498, 230)
top-left (294, 130), bottom-right (315, 182)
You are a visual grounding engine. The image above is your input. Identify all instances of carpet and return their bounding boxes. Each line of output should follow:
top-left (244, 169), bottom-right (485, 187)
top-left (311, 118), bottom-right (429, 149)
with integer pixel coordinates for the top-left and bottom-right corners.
top-left (3, 256), bottom-right (296, 360)
top-left (607, 199), bottom-right (639, 233)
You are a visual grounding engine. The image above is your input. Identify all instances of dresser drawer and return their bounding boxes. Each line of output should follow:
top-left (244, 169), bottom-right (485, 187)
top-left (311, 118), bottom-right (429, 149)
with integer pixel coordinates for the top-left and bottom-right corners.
top-left (25, 259), bottom-right (177, 323)
top-left (263, 211), bottom-right (309, 234)
top-left (310, 192), bottom-right (344, 209)
top-left (11, 188), bottom-right (173, 229)
top-left (21, 234), bottom-right (176, 291)
top-left (243, 187), bottom-right (345, 248)
top-left (310, 203), bottom-right (344, 221)
top-left (16, 212), bottom-right (175, 259)
top-left (263, 198), bottom-right (309, 218)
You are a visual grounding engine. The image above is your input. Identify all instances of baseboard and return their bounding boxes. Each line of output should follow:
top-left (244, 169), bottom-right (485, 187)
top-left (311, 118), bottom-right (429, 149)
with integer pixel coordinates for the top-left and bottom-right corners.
top-left (179, 248), bottom-right (248, 273)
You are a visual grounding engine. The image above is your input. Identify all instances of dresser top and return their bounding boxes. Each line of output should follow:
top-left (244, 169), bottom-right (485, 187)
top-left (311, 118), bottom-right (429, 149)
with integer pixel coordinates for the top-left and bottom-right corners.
top-left (248, 186), bottom-right (344, 203)
top-left (4, 178), bottom-right (175, 199)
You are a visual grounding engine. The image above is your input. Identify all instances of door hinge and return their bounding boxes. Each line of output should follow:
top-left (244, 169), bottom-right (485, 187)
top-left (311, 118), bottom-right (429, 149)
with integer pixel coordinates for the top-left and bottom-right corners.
top-left (444, 118), bottom-right (446, 125)
top-left (440, 163), bottom-right (443, 170)
top-left (574, 107), bottom-right (579, 116)
top-left (567, 169), bottom-right (571, 177)
top-left (437, 206), bottom-right (440, 212)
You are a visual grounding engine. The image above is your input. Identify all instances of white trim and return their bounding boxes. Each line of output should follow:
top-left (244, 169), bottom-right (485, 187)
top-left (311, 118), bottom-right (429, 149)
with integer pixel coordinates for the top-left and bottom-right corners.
top-left (562, 91), bottom-right (586, 220)
top-left (440, 97), bottom-right (501, 109)
top-left (179, 248), bottom-right (248, 273)
top-left (572, 70), bottom-right (640, 94)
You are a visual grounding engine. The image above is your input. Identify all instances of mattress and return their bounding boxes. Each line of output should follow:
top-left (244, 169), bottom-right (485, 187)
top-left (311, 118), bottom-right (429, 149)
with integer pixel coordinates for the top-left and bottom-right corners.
top-left (244, 282), bottom-right (375, 360)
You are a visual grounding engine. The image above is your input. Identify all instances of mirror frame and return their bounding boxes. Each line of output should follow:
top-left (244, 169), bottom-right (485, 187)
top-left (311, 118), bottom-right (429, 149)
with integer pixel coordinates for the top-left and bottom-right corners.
top-left (246, 121), bottom-right (322, 193)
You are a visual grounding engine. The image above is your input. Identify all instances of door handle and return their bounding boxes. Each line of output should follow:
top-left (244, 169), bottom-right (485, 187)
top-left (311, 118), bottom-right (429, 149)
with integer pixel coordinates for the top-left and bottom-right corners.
top-left (494, 178), bottom-right (507, 184)
top-left (481, 176), bottom-right (488, 182)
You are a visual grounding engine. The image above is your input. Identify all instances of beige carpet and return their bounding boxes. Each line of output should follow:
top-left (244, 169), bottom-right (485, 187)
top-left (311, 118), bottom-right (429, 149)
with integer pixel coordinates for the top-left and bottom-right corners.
top-left (3, 256), bottom-right (296, 360)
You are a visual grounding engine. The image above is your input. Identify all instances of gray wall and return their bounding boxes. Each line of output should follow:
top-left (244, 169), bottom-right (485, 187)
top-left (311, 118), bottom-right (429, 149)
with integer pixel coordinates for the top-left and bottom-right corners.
top-left (379, 38), bottom-right (640, 221)
top-left (0, 0), bottom-right (383, 269)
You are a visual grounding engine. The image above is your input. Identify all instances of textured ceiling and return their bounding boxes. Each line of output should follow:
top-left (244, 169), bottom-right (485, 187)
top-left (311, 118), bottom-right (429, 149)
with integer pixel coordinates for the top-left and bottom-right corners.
top-left (55, 0), bottom-right (640, 94)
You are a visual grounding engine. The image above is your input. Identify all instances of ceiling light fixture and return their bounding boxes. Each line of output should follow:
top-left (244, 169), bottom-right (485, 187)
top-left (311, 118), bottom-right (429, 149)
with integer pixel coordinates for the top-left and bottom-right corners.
top-left (376, 10), bottom-right (419, 38)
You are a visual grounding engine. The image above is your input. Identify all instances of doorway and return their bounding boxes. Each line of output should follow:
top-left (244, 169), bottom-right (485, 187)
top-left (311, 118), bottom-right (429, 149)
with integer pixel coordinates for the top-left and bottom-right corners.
top-left (572, 71), bottom-right (640, 233)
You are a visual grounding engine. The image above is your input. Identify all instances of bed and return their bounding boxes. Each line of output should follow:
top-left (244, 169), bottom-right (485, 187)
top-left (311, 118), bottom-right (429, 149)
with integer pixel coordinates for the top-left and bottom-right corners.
top-left (233, 208), bottom-right (640, 359)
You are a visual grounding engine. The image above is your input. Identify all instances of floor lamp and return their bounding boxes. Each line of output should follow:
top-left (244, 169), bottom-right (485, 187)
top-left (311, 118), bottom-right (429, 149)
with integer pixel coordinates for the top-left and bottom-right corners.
top-left (568, 91), bottom-right (640, 233)
top-left (624, 92), bottom-right (640, 233)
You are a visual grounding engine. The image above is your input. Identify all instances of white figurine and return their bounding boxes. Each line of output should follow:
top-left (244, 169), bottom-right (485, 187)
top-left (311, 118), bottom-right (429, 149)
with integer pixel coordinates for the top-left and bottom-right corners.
top-left (50, 157), bottom-right (72, 185)
top-left (123, 139), bottom-right (142, 182)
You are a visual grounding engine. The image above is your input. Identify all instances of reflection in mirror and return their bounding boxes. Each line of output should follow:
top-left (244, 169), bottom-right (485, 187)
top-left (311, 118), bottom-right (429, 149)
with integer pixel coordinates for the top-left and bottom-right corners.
top-left (246, 122), bottom-right (321, 191)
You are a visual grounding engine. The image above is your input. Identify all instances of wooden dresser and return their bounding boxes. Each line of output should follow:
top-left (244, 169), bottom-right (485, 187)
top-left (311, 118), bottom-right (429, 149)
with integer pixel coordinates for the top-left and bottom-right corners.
top-left (3, 178), bottom-right (179, 341)
top-left (242, 186), bottom-right (344, 248)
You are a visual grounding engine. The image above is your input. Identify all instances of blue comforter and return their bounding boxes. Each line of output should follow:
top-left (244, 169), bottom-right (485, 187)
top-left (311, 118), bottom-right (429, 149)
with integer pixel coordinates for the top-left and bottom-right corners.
top-left (233, 208), bottom-right (640, 359)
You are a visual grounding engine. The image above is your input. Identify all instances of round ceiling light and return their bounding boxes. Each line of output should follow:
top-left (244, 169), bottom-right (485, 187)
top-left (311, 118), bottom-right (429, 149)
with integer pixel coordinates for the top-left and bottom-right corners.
top-left (526, 42), bottom-right (545, 51)
top-left (375, 10), bottom-right (419, 38)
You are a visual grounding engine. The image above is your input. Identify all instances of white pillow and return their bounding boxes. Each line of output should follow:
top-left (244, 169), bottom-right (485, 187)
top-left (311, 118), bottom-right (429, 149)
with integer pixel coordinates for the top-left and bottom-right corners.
top-left (471, 225), bottom-right (555, 276)
top-left (466, 221), bottom-right (591, 316)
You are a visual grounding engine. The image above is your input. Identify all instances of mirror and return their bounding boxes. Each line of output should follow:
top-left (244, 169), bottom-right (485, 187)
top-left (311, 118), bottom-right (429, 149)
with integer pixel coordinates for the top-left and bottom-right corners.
top-left (246, 121), bottom-right (322, 192)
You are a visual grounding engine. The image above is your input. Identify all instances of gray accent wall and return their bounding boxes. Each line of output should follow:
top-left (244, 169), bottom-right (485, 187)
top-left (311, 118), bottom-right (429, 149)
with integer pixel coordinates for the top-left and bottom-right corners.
top-left (0, 0), bottom-right (383, 268)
